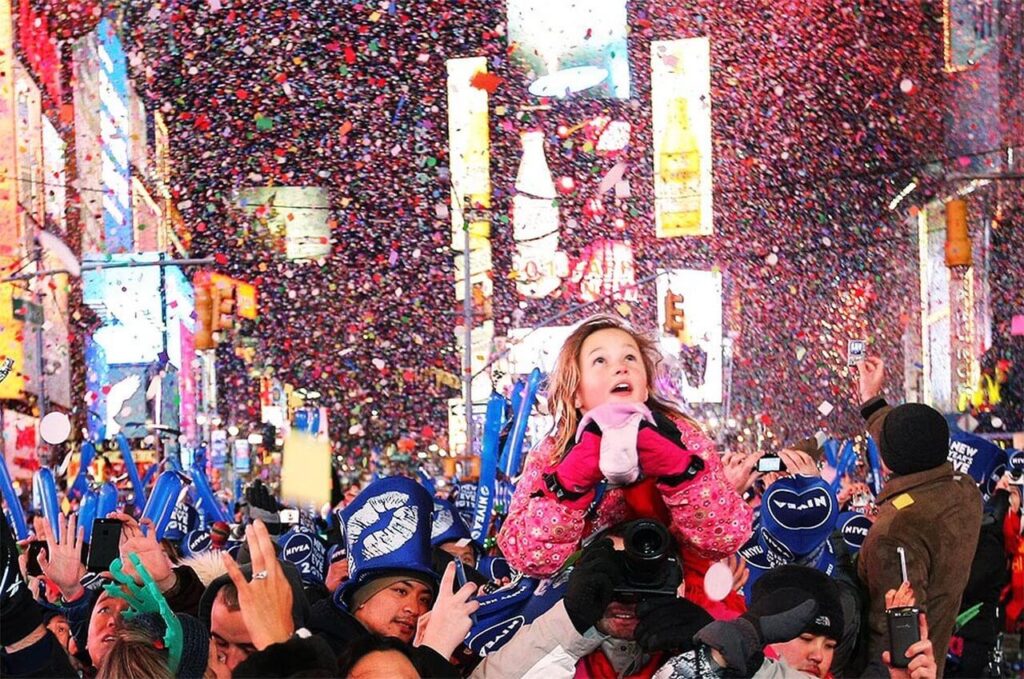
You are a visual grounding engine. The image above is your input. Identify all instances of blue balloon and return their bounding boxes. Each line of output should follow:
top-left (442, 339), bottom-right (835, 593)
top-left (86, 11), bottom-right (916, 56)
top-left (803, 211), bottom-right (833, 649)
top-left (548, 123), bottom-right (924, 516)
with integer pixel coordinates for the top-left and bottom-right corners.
top-left (470, 393), bottom-right (507, 544)
top-left (33, 468), bottom-right (61, 540)
top-left (68, 441), bottom-right (96, 500)
top-left (0, 454), bottom-right (28, 539)
top-left (140, 471), bottom-right (186, 540)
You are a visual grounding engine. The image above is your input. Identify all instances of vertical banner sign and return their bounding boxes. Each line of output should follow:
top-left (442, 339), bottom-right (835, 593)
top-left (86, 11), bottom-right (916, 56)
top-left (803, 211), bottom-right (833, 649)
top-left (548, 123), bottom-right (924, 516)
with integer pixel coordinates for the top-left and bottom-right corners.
top-left (651, 38), bottom-right (713, 237)
top-left (446, 56), bottom-right (491, 251)
top-left (0, 0), bottom-right (26, 399)
top-left (96, 18), bottom-right (132, 252)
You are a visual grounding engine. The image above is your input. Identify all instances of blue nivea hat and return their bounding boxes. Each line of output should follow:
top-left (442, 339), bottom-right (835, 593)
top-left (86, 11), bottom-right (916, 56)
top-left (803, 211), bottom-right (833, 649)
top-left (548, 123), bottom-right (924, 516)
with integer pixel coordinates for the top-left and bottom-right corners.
top-left (279, 527), bottom-right (327, 585)
top-left (740, 525), bottom-right (837, 604)
top-left (180, 529), bottom-right (212, 558)
top-left (837, 511), bottom-right (873, 553)
top-left (760, 475), bottom-right (839, 557)
top-left (478, 555), bottom-right (514, 582)
top-left (338, 477), bottom-right (437, 606)
top-left (430, 499), bottom-right (473, 548)
top-left (164, 504), bottom-right (198, 542)
top-left (948, 430), bottom-right (1008, 502)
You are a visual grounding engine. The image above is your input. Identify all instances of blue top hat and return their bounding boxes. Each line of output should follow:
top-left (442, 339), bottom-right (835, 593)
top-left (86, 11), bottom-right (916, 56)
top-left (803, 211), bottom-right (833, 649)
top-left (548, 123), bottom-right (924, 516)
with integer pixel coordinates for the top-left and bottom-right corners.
top-left (338, 477), bottom-right (438, 606)
top-left (279, 527), bottom-right (327, 585)
top-left (948, 430), bottom-right (1009, 503)
top-left (180, 529), bottom-right (212, 558)
top-left (430, 499), bottom-right (474, 548)
top-left (165, 504), bottom-right (198, 542)
top-left (740, 525), bottom-right (837, 604)
top-left (760, 475), bottom-right (838, 557)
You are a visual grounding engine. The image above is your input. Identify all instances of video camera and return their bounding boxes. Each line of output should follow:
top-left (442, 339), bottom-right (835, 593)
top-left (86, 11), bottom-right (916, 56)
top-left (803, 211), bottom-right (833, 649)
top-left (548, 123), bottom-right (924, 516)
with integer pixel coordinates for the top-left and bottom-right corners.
top-left (612, 520), bottom-right (682, 603)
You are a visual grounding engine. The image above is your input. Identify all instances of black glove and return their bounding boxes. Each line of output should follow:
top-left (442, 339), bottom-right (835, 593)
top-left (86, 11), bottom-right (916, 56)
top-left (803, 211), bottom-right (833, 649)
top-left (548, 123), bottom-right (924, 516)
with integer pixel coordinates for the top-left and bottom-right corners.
top-left (695, 587), bottom-right (818, 675)
top-left (635, 597), bottom-right (714, 653)
top-left (1, 512), bottom-right (43, 647)
top-left (563, 539), bottom-right (627, 633)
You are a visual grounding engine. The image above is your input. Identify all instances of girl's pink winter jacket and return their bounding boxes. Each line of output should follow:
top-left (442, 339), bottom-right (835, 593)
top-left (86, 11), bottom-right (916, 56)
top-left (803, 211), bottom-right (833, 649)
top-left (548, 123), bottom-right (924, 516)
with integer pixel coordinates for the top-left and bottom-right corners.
top-left (497, 420), bottom-right (754, 578)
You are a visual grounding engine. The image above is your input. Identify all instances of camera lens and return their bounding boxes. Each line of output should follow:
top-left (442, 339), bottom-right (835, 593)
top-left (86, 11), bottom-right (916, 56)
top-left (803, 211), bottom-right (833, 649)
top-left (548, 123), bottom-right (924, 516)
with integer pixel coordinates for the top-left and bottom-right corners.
top-left (629, 524), bottom-right (666, 558)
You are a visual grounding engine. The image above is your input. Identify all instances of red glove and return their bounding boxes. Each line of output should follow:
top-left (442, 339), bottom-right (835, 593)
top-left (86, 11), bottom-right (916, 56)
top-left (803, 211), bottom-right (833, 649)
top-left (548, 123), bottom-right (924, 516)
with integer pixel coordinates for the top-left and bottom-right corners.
top-left (636, 413), bottom-right (703, 486)
top-left (544, 423), bottom-right (603, 509)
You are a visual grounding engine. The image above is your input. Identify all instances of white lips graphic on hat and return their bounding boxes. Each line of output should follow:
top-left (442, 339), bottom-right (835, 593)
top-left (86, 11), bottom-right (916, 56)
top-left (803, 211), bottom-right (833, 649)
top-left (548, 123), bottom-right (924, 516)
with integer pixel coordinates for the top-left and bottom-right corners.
top-left (431, 507), bottom-right (454, 538)
top-left (348, 491), bottom-right (420, 560)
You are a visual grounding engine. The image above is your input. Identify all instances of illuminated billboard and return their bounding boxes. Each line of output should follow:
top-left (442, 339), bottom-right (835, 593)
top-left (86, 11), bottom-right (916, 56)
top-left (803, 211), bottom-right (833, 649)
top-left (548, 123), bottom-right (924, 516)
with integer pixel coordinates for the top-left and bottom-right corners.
top-left (651, 38), bottom-right (714, 237)
top-left (569, 239), bottom-right (638, 303)
top-left (507, 0), bottom-right (630, 99)
top-left (42, 117), bottom-right (66, 232)
top-left (657, 269), bottom-right (724, 403)
top-left (235, 187), bottom-right (331, 261)
top-left (917, 207), bottom-right (953, 411)
top-left (72, 32), bottom-right (105, 254)
top-left (943, 0), bottom-right (997, 71)
top-left (96, 17), bottom-right (132, 252)
top-left (82, 253), bottom-right (163, 365)
top-left (507, 325), bottom-right (574, 375)
top-left (446, 56), bottom-right (491, 251)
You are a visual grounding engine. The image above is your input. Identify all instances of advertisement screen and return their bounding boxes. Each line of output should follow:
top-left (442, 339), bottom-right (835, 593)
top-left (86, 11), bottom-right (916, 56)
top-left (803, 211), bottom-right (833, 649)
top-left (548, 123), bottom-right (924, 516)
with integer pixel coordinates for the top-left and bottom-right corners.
top-left (83, 253), bottom-right (163, 365)
top-left (507, 0), bottom-right (630, 99)
top-left (656, 269), bottom-right (724, 404)
top-left (651, 38), bottom-right (714, 237)
top-left (42, 116), bottom-right (66, 232)
top-left (2, 409), bottom-right (37, 480)
top-left (918, 208), bottom-right (952, 411)
top-left (96, 17), bottom-right (132, 252)
top-left (72, 32), bottom-right (105, 254)
top-left (507, 325), bottom-right (574, 375)
top-left (235, 187), bottom-right (331, 261)
top-left (446, 56), bottom-right (491, 251)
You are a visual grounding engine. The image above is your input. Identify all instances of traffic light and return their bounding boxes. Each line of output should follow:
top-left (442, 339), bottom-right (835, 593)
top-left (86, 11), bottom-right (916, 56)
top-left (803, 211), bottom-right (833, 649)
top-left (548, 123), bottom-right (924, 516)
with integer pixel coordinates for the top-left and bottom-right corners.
top-left (664, 291), bottom-right (686, 337)
top-left (210, 277), bottom-right (236, 333)
top-left (194, 273), bottom-right (215, 351)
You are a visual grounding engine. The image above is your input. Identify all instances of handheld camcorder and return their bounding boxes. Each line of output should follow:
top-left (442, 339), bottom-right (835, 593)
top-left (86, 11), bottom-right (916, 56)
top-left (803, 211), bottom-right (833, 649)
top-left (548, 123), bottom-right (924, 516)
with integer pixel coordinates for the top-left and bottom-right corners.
top-left (612, 520), bottom-right (682, 603)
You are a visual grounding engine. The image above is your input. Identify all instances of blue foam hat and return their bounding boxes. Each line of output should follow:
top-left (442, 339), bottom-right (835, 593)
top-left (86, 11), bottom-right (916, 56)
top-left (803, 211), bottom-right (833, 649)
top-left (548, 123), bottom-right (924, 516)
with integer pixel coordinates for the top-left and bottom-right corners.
top-left (338, 476), bottom-right (437, 607)
top-left (740, 525), bottom-right (837, 604)
top-left (837, 511), bottom-right (873, 554)
top-left (478, 555), bottom-right (514, 582)
top-left (760, 475), bottom-right (839, 557)
top-left (279, 527), bottom-right (327, 585)
top-left (164, 504), bottom-right (199, 542)
top-left (948, 430), bottom-right (1009, 502)
top-left (430, 499), bottom-right (474, 548)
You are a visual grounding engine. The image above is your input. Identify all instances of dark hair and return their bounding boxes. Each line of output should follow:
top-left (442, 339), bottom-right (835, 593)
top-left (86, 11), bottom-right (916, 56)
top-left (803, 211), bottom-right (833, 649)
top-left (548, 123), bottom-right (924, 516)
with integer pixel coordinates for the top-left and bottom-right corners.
top-left (337, 636), bottom-right (417, 677)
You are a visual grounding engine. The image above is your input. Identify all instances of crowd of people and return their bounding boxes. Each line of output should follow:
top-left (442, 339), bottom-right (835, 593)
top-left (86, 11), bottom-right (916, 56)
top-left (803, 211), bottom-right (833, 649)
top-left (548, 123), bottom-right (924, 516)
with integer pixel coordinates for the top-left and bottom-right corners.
top-left (2, 314), bottom-right (1022, 678)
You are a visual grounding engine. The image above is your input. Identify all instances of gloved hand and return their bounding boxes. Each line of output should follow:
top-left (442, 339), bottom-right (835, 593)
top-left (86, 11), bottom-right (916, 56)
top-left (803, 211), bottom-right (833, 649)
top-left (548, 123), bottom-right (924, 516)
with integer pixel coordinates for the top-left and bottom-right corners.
top-left (578, 402), bottom-right (654, 486)
top-left (563, 539), bottom-right (627, 633)
top-left (635, 596), bottom-right (714, 653)
top-left (245, 480), bottom-right (284, 533)
top-left (695, 587), bottom-right (818, 675)
top-left (636, 412), bottom-right (702, 485)
top-left (546, 424), bottom-right (604, 509)
top-left (0, 513), bottom-right (43, 647)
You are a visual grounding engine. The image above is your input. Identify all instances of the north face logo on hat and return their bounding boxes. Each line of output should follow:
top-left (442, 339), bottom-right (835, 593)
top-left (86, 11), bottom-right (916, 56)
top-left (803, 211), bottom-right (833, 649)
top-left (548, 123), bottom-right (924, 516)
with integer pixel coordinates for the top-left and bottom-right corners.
top-left (816, 615), bottom-right (831, 626)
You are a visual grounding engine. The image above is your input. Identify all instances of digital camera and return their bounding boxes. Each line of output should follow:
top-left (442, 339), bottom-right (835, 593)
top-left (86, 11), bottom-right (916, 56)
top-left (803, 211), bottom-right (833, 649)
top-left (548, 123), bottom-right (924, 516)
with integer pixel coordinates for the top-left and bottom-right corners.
top-left (612, 520), bottom-right (682, 603)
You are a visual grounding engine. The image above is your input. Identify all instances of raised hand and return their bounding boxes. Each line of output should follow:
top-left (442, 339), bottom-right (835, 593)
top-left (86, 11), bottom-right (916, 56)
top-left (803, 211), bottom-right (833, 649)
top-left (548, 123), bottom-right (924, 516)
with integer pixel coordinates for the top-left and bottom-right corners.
top-left (220, 520), bottom-right (294, 651)
top-left (777, 448), bottom-right (820, 477)
top-left (417, 561), bottom-right (480, 659)
top-left (722, 450), bottom-right (764, 494)
top-left (858, 356), bottom-right (885, 404)
top-left (108, 512), bottom-right (176, 592)
top-left (37, 514), bottom-right (86, 601)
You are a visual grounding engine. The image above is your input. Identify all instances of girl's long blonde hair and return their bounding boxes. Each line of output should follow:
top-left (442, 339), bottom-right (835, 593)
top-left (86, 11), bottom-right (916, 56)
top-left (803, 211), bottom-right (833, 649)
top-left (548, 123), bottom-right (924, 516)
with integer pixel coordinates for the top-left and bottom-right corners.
top-left (545, 314), bottom-right (695, 464)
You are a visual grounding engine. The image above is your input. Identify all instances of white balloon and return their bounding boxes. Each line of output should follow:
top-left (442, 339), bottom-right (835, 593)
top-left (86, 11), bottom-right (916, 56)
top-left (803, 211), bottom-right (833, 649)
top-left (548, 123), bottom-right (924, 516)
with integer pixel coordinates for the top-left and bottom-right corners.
top-left (40, 412), bottom-right (72, 445)
top-left (703, 561), bottom-right (734, 602)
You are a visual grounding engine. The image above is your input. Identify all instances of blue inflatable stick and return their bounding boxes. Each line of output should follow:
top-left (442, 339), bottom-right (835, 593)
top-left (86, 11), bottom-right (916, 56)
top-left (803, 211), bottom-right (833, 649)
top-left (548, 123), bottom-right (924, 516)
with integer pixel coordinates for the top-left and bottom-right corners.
top-left (189, 462), bottom-right (230, 525)
top-left (98, 482), bottom-right (119, 518)
top-left (117, 434), bottom-right (148, 508)
top-left (0, 454), bottom-right (29, 539)
top-left (496, 380), bottom-right (525, 475)
top-left (500, 368), bottom-right (543, 478)
top-left (470, 393), bottom-right (507, 544)
top-left (68, 441), bottom-right (97, 500)
top-left (866, 436), bottom-right (884, 496)
top-left (33, 468), bottom-right (61, 540)
top-left (79, 489), bottom-right (99, 542)
top-left (141, 471), bottom-right (186, 540)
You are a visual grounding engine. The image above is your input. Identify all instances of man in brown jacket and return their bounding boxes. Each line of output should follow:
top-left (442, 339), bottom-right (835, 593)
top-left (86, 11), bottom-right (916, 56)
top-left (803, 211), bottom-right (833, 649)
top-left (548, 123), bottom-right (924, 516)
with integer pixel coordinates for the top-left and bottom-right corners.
top-left (856, 357), bottom-right (982, 677)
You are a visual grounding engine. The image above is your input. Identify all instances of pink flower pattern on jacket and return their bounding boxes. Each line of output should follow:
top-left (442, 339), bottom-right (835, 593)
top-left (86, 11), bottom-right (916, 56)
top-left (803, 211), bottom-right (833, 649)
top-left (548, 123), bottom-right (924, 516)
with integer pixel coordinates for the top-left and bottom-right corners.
top-left (497, 419), bottom-right (754, 578)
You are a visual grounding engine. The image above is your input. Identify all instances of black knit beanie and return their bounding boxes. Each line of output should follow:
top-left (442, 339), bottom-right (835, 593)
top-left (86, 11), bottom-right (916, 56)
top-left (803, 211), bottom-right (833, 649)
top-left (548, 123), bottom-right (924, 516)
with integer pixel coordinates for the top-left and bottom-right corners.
top-left (878, 403), bottom-right (949, 476)
top-left (751, 565), bottom-right (844, 642)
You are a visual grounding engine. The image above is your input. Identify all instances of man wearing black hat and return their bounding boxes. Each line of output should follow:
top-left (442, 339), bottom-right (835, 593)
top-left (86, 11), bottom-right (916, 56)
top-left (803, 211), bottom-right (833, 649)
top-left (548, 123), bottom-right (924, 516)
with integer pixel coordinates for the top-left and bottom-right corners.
top-left (855, 357), bottom-right (982, 677)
